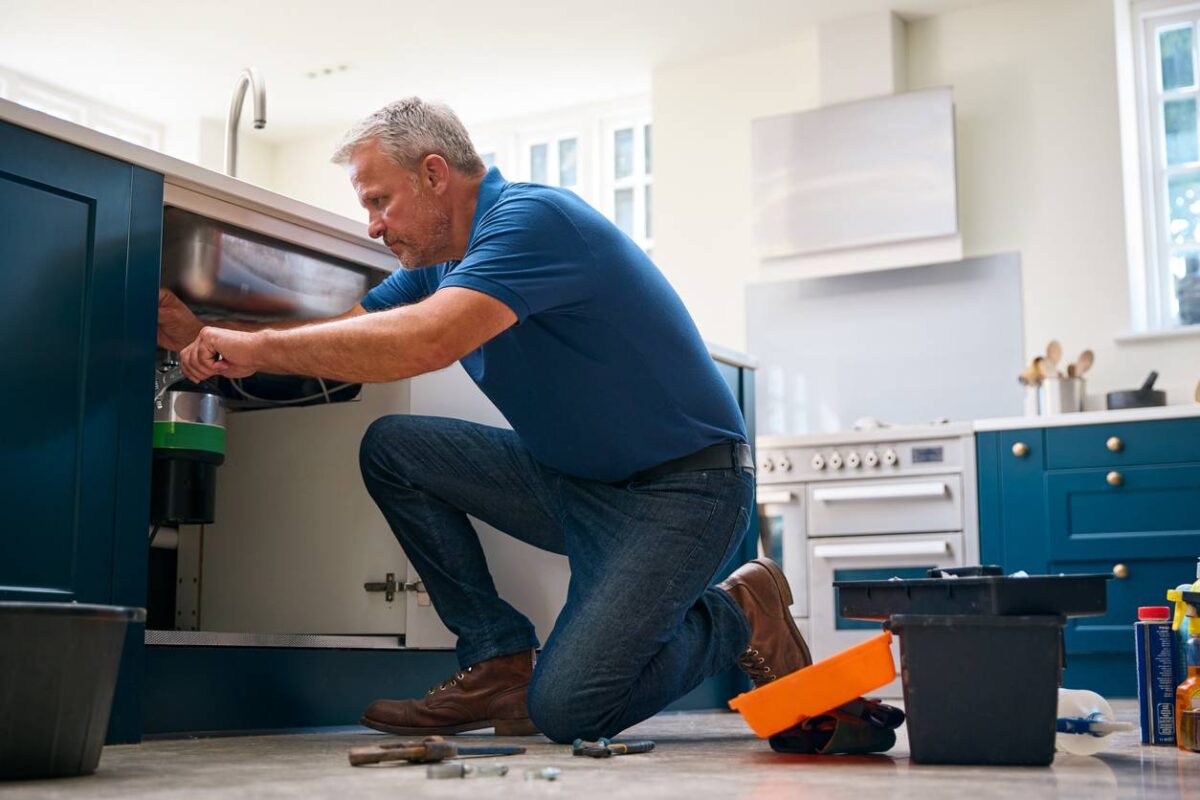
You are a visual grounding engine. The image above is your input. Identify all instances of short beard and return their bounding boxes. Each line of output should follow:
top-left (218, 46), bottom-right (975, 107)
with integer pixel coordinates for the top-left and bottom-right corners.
top-left (394, 215), bottom-right (450, 268)
top-left (391, 176), bottom-right (453, 269)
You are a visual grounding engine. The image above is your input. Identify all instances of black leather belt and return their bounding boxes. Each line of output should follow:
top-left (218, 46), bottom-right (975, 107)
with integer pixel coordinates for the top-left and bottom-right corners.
top-left (629, 442), bottom-right (754, 483)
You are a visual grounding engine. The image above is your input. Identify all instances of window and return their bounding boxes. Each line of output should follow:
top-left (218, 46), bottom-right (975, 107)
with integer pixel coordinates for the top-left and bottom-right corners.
top-left (0, 66), bottom-right (163, 150)
top-left (468, 99), bottom-right (650, 251)
top-left (602, 117), bottom-right (653, 251)
top-left (521, 134), bottom-right (580, 191)
top-left (1134, 1), bottom-right (1200, 328)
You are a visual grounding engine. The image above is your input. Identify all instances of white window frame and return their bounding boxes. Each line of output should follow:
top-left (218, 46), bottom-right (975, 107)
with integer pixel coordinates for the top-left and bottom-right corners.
top-left (519, 130), bottom-right (585, 192)
top-left (600, 114), bottom-right (653, 251)
top-left (466, 97), bottom-right (650, 250)
top-left (1132, 0), bottom-right (1200, 330)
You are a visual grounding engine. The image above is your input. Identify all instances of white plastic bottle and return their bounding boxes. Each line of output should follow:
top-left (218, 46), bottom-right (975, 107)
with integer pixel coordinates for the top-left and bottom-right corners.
top-left (1055, 688), bottom-right (1133, 756)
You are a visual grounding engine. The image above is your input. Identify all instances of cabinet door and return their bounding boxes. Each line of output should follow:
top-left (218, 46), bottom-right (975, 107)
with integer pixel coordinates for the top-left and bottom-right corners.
top-left (0, 121), bottom-right (136, 603)
top-left (975, 429), bottom-right (1048, 573)
top-left (1046, 464), bottom-right (1200, 562)
top-left (1052, 556), bottom-right (1196, 655)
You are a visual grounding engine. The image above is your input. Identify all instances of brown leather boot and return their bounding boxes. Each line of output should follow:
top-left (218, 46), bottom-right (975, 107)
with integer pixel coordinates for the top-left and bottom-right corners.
top-left (360, 650), bottom-right (539, 736)
top-left (718, 558), bottom-right (812, 686)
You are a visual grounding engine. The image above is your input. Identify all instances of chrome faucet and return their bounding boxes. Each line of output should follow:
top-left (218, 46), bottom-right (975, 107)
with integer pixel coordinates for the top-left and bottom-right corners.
top-left (224, 67), bottom-right (266, 177)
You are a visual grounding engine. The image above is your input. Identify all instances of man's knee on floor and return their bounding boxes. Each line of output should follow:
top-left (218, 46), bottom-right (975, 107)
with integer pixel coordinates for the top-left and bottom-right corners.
top-left (527, 671), bottom-right (621, 744)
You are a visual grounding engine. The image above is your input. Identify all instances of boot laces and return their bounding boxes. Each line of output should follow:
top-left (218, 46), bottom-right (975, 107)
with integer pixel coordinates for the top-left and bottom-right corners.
top-left (736, 647), bottom-right (776, 684)
top-left (425, 665), bottom-right (473, 695)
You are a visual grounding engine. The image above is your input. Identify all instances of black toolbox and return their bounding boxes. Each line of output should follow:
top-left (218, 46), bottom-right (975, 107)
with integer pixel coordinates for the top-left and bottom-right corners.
top-left (834, 567), bottom-right (1111, 766)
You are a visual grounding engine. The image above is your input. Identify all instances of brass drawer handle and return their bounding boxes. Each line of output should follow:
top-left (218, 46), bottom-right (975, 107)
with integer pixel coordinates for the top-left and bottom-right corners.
top-left (1107, 471), bottom-right (1124, 487)
top-left (1112, 563), bottom-right (1129, 580)
top-left (1012, 442), bottom-right (1030, 458)
top-left (1106, 436), bottom-right (1123, 453)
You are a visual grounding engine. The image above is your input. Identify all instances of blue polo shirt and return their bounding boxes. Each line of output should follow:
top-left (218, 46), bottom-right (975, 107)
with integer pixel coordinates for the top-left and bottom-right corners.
top-left (360, 168), bottom-right (746, 482)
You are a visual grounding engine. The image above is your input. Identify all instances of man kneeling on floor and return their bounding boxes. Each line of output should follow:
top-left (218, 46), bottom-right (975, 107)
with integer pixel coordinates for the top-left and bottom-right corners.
top-left (164, 97), bottom-right (813, 742)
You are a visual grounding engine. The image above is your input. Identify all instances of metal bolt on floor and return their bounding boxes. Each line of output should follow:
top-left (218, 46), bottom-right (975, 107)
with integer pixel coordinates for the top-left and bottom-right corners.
top-left (524, 767), bottom-right (562, 781)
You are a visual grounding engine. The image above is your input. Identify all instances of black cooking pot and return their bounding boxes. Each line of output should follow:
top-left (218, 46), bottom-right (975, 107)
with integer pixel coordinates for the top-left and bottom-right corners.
top-left (1106, 371), bottom-right (1167, 410)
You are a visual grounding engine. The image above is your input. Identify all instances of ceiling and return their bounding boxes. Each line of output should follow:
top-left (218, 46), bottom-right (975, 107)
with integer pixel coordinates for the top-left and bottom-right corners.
top-left (0, 0), bottom-right (998, 141)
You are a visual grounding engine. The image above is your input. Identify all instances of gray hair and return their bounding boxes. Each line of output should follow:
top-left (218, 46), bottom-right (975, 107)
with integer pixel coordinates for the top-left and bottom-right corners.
top-left (331, 97), bottom-right (485, 175)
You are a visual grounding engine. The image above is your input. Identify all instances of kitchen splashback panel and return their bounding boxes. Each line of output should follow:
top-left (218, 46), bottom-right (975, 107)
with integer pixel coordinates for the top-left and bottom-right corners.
top-left (746, 253), bottom-right (1023, 435)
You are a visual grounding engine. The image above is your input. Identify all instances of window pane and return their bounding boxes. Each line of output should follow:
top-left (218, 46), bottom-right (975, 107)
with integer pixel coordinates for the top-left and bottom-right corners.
top-left (481, 152), bottom-right (496, 169)
top-left (558, 138), bottom-right (578, 187)
top-left (1173, 251), bottom-right (1200, 324)
top-left (644, 124), bottom-right (652, 175)
top-left (614, 128), bottom-right (634, 179)
top-left (644, 184), bottom-right (652, 240)
top-left (1168, 173), bottom-right (1200, 245)
top-left (614, 188), bottom-right (634, 235)
top-left (1165, 99), bottom-right (1199, 165)
top-left (1160, 26), bottom-right (1195, 91)
top-left (530, 143), bottom-right (548, 183)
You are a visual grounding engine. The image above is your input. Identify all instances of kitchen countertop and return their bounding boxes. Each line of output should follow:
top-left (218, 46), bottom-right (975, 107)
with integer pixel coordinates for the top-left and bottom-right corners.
top-left (758, 404), bottom-right (1200, 446)
top-left (758, 420), bottom-right (975, 448)
top-left (973, 403), bottom-right (1200, 431)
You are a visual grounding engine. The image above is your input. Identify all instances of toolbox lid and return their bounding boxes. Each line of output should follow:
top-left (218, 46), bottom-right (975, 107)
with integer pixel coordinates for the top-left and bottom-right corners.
top-left (834, 570), bottom-right (1110, 620)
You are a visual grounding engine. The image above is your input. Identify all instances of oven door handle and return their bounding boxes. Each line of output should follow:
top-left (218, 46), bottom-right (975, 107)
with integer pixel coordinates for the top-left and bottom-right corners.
top-left (811, 482), bottom-right (948, 503)
top-left (812, 540), bottom-right (950, 559)
top-left (756, 490), bottom-right (795, 505)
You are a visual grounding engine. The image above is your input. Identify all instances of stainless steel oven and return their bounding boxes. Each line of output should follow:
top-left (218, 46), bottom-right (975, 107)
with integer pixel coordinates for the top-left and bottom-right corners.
top-left (756, 424), bottom-right (979, 697)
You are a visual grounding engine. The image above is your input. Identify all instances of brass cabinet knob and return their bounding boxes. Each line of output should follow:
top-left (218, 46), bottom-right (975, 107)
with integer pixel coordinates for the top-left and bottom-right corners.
top-left (1112, 563), bottom-right (1129, 579)
top-left (1012, 442), bottom-right (1030, 458)
top-left (1106, 436), bottom-right (1123, 453)
top-left (1107, 470), bottom-right (1124, 487)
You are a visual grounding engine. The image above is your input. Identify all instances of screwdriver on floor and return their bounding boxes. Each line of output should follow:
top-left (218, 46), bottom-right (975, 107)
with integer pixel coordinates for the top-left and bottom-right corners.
top-left (349, 735), bottom-right (526, 766)
top-left (572, 737), bottom-right (656, 758)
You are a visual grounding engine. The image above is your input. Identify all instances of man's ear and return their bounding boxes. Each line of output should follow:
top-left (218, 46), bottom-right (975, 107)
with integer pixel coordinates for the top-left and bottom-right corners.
top-left (421, 154), bottom-right (451, 195)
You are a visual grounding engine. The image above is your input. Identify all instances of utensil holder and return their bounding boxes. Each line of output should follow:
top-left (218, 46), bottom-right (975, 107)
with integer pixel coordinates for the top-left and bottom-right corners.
top-left (1023, 385), bottom-right (1041, 417)
top-left (1040, 377), bottom-right (1084, 415)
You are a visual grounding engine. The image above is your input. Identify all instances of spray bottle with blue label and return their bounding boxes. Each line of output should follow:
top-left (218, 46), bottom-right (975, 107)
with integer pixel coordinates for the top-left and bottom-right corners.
top-left (1167, 560), bottom-right (1200, 752)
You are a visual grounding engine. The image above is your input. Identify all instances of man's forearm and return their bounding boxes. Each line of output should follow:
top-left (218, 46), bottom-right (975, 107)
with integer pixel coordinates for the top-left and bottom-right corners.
top-left (206, 307), bottom-right (362, 334)
top-left (251, 305), bottom-right (445, 383)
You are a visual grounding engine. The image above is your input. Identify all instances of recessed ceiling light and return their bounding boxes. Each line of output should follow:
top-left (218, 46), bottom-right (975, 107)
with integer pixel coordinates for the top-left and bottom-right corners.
top-left (306, 64), bottom-right (352, 79)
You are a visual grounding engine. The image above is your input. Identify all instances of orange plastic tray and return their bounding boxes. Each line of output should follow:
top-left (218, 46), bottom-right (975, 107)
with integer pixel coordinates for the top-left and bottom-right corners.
top-left (728, 631), bottom-right (896, 738)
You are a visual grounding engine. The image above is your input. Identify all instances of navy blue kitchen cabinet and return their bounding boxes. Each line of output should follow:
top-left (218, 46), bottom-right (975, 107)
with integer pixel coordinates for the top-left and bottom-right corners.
top-left (977, 417), bottom-right (1200, 697)
top-left (0, 120), bottom-right (162, 742)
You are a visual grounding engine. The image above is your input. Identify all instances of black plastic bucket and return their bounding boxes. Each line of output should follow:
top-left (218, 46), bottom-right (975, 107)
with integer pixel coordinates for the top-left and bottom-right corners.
top-left (0, 602), bottom-right (145, 780)
top-left (888, 614), bottom-right (1065, 766)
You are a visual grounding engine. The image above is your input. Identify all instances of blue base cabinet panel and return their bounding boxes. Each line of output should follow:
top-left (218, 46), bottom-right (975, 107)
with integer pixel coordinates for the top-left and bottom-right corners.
top-left (977, 417), bottom-right (1200, 698)
top-left (0, 120), bottom-right (161, 743)
top-left (143, 646), bottom-right (740, 735)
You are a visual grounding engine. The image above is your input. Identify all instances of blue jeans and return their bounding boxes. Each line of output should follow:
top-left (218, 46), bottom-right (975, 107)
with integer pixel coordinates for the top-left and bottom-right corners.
top-left (359, 414), bottom-right (754, 743)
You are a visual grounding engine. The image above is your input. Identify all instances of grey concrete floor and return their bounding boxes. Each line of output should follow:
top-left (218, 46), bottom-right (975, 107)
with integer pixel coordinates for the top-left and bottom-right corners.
top-left (1, 701), bottom-right (1195, 799)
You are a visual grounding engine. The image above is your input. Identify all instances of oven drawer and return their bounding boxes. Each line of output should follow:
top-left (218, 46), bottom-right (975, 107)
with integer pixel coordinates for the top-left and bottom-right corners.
top-left (806, 475), bottom-right (963, 537)
top-left (808, 532), bottom-right (966, 696)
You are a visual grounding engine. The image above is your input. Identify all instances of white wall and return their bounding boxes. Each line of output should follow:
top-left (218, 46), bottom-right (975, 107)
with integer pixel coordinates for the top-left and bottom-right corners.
top-left (651, 34), bottom-right (821, 350)
top-left (652, 0), bottom-right (1200, 405)
top-left (162, 115), bottom-right (277, 190)
top-left (267, 127), bottom-right (364, 221)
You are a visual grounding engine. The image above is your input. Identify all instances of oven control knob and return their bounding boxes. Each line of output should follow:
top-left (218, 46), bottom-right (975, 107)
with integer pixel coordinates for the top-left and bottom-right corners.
top-left (811, 453), bottom-right (826, 470)
top-left (883, 449), bottom-right (898, 466)
top-left (829, 452), bottom-right (844, 470)
top-left (777, 455), bottom-right (792, 472)
top-left (846, 451), bottom-right (861, 469)
top-left (761, 457), bottom-right (775, 473)
top-left (864, 450), bottom-right (879, 468)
